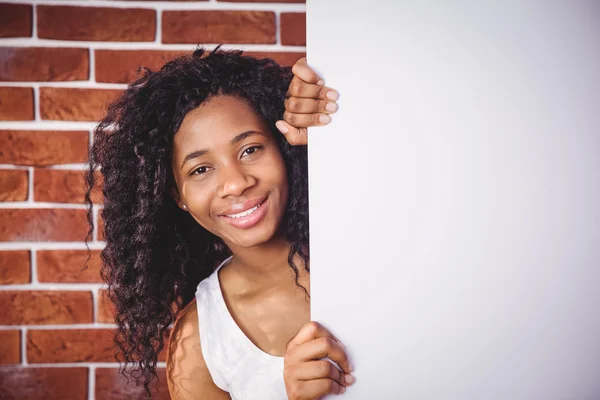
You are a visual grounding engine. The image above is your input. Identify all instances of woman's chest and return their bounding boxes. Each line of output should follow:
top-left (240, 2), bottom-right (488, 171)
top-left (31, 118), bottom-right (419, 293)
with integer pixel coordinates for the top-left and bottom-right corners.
top-left (227, 288), bottom-right (310, 357)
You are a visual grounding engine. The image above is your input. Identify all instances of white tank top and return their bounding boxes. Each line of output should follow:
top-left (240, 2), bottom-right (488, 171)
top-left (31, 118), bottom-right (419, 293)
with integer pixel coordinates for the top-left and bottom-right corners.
top-left (195, 256), bottom-right (287, 400)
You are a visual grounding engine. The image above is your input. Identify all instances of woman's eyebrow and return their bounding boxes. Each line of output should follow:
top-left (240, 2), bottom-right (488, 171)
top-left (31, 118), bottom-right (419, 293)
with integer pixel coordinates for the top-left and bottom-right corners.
top-left (180, 130), bottom-right (267, 169)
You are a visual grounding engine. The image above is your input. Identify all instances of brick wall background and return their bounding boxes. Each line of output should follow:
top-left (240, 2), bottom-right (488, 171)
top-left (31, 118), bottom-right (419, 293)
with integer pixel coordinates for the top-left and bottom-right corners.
top-left (0, 1), bottom-right (305, 398)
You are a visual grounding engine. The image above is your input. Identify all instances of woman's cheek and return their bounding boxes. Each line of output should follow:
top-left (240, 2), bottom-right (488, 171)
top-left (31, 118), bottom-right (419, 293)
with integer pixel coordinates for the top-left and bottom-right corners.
top-left (182, 179), bottom-right (212, 216)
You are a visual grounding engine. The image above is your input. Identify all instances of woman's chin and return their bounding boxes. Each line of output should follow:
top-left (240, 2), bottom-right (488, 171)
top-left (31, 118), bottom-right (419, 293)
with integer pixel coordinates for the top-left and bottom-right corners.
top-left (224, 224), bottom-right (282, 249)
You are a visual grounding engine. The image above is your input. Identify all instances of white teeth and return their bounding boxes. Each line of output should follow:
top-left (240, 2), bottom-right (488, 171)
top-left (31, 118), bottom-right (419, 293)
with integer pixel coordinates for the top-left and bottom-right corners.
top-left (225, 202), bottom-right (262, 219)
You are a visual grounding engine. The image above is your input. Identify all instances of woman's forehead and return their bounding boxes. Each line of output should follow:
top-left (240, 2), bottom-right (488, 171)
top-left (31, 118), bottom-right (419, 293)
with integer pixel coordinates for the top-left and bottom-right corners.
top-left (173, 95), bottom-right (269, 154)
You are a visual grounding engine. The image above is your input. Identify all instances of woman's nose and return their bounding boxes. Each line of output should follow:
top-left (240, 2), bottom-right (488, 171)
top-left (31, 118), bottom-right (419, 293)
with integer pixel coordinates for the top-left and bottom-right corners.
top-left (218, 164), bottom-right (256, 198)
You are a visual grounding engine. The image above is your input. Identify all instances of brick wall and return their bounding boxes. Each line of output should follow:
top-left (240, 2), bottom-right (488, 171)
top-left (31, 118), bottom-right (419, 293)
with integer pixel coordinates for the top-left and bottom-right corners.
top-left (0, 1), bottom-right (305, 398)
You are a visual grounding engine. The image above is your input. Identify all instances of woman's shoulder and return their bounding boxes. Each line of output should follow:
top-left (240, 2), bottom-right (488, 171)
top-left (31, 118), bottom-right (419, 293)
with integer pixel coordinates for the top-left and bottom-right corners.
top-left (173, 299), bottom-right (200, 335)
top-left (167, 299), bottom-right (201, 369)
top-left (168, 299), bottom-right (202, 367)
top-left (167, 299), bottom-right (231, 399)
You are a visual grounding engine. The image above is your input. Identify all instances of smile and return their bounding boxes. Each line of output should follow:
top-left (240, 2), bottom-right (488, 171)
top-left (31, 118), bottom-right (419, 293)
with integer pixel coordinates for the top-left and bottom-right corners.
top-left (220, 197), bottom-right (269, 229)
top-left (224, 200), bottom-right (264, 218)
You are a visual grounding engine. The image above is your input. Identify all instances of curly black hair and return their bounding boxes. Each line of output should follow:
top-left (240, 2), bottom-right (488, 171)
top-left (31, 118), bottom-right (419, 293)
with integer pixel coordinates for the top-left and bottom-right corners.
top-left (84, 47), bottom-right (310, 398)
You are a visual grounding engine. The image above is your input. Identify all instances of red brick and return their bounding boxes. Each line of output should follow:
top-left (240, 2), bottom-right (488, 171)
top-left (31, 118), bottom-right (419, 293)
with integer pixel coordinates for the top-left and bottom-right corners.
top-left (0, 130), bottom-right (88, 166)
top-left (0, 367), bottom-right (87, 400)
top-left (97, 289), bottom-right (115, 323)
top-left (98, 293), bottom-right (180, 328)
top-left (280, 12), bottom-right (306, 46)
top-left (40, 87), bottom-right (121, 122)
top-left (27, 328), bottom-right (169, 363)
top-left (0, 170), bottom-right (28, 201)
top-left (0, 3), bottom-right (32, 38)
top-left (34, 169), bottom-right (103, 204)
top-left (95, 49), bottom-right (303, 83)
top-left (27, 328), bottom-right (115, 363)
top-left (0, 87), bottom-right (34, 120)
top-left (245, 51), bottom-right (305, 67)
top-left (162, 11), bottom-right (275, 44)
top-left (0, 291), bottom-right (92, 325)
top-left (96, 368), bottom-right (169, 400)
top-left (97, 211), bottom-right (106, 241)
top-left (0, 250), bottom-right (30, 284)
top-left (0, 330), bottom-right (21, 365)
top-left (38, 6), bottom-right (155, 42)
top-left (0, 209), bottom-right (89, 242)
top-left (95, 49), bottom-right (185, 83)
top-left (0, 47), bottom-right (88, 82)
top-left (37, 250), bottom-right (102, 284)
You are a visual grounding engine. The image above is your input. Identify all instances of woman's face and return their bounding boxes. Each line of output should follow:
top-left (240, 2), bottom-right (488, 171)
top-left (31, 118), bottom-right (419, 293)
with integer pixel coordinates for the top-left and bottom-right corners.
top-left (171, 95), bottom-right (289, 250)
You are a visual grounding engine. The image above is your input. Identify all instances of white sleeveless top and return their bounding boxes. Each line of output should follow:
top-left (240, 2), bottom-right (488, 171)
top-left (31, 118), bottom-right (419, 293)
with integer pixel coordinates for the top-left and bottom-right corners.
top-left (195, 256), bottom-right (287, 400)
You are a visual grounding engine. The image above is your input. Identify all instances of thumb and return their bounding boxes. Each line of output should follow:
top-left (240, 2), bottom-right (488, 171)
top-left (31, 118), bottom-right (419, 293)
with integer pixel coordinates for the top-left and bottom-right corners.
top-left (276, 120), bottom-right (308, 146)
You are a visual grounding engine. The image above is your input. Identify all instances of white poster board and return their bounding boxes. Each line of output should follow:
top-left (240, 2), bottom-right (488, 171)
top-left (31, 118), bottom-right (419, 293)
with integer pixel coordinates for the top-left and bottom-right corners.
top-left (307, 1), bottom-right (600, 399)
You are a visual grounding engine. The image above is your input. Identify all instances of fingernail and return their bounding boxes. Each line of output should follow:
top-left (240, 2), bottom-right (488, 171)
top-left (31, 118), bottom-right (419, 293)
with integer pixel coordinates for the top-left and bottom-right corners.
top-left (348, 361), bottom-right (354, 372)
top-left (326, 91), bottom-right (338, 101)
top-left (317, 79), bottom-right (325, 85)
top-left (345, 374), bottom-right (355, 385)
top-left (319, 114), bottom-right (331, 124)
top-left (275, 121), bottom-right (288, 134)
top-left (340, 386), bottom-right (346, 394)
top-left (325, 102), bottom-right (337, 113)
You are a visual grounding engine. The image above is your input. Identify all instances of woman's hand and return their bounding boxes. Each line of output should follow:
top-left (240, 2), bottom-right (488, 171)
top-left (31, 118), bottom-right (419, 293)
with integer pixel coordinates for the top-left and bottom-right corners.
top-left (284, 321), bottom-right (355, 399)
top-left (276, 57), bottom-right (339, 146)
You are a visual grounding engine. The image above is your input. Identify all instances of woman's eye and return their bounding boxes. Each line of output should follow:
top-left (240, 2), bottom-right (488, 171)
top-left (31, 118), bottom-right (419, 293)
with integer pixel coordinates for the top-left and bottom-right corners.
top-left (242, 145), bottom-right (263, 157)
top-left (191, 166), bottom-right (209, 176)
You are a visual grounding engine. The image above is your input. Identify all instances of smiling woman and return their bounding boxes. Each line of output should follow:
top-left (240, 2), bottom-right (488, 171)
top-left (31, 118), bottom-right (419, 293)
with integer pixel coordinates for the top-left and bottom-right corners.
top-left (171, 96), bottom-right (289, 248)
top-left (84, 47), bottom-right (353, 400)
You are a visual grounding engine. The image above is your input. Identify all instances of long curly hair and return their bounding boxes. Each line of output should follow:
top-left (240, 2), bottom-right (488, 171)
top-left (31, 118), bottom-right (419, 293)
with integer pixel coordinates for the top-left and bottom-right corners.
top-left (84, 47), bottom-right (310, 398)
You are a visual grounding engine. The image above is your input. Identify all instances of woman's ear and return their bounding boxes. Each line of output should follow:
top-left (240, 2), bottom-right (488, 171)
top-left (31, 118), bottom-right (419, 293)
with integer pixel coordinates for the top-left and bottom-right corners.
top-left (170, 186), bottom-right (187, 211)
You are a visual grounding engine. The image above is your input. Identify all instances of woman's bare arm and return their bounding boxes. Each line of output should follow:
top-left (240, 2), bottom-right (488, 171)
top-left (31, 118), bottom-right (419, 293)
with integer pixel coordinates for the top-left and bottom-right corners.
top-left (167, 300), bottom-right (231, 400)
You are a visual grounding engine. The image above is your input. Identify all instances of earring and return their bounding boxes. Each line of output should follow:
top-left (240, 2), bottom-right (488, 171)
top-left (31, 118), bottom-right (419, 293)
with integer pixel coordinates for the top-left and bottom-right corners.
top-left (182, 205), bottom-right (187, 211)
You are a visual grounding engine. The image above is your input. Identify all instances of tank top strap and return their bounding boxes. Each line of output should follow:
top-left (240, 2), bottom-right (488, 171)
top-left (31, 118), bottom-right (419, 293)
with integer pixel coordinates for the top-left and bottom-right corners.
top-left (195, 255), bottom-right (288, 400)
top-left (195, 255), bottom-right (235, 392)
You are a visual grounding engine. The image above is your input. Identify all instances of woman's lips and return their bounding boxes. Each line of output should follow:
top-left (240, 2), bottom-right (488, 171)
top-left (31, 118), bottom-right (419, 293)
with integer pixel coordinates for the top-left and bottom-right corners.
top-left (219, 196), bottom-right (266, 216)
top-left (219, 197), bottom-right (268, 229)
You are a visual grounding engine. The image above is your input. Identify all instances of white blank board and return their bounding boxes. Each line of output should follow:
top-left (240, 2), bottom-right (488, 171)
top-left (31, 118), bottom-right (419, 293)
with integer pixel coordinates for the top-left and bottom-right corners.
top-left (307, 1), bottom-right (600, 399)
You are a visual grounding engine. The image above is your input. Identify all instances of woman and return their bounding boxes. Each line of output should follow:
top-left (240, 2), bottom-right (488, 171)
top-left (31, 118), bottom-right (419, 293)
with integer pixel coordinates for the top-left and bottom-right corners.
top-left (85, 47), bottom-right (354, 400)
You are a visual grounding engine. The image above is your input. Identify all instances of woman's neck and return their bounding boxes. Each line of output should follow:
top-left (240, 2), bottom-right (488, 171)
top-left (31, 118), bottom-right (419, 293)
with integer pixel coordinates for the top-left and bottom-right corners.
top-left (224, 235), bottom-right (307, 288)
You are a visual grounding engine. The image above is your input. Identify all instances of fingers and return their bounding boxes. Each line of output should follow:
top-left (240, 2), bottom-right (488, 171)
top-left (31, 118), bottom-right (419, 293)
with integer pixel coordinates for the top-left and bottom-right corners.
top-left (291, 57), bottom-right (324, 85)
top-left (287, 321), bottom-right (339, 349)
top-left (275, 121), bottom-right (307, 146)
top-left (283, 110), bottom-right (331, 128)
top-left (285, 97), bottom-right (338, 115)
top-left (281, 58), bottom-right (339, 146)
top-left (276, 111), bottom-right (329, 146)
top-left (286, 322), bottom-right (353, 375)
top-left (278, 97), bottom-right (334, 145)
top-left (294, 336), bottom-right (353, 375)
top-left (284, 321), bottom-right (355, 399)
top-left (293, 360), bottom-right (355, 388)
top-left (286, 76), bottom-right (338, 101)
